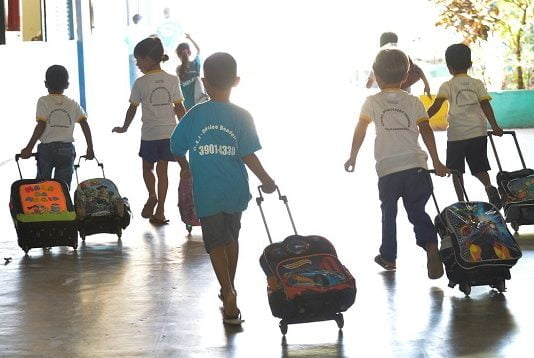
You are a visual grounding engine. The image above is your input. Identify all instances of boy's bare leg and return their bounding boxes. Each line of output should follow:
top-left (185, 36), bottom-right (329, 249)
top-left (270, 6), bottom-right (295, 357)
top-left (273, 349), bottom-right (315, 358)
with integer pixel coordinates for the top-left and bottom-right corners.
top-left (142, 161), bottom-right (157, 198)
top-left (209, 243), bottom-right (239, 317)
top-left (154, 160), bottom-right (168, 220)
top-left (452, 174), bottom-right (465, 201)
top-left (473, 171), bottom-right (491, 186)
top-left (226, 240), bottom-right (239, 287)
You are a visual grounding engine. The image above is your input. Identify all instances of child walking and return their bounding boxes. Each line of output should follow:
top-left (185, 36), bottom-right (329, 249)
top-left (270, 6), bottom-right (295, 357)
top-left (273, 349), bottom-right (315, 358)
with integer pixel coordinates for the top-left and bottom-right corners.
top-left (345, 47), bottom-right (448, 279)
top-left (20, 65), bottom-right (94, 189)
top-left (113, 37), bottom-right (186, 225)
top-left (176, 33), bottom-right (208, 110)
top-left (170, 52), bottom-right (276, 325)
top-left (427, 43), bottom-right (504, 209)
top-left (366, 32), bottom-right (432, 98)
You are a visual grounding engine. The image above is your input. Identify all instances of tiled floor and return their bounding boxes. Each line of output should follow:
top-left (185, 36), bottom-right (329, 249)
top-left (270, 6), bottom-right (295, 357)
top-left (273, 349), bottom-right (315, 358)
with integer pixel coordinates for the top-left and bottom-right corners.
top-left (1, 84), bottom-right (534, 357)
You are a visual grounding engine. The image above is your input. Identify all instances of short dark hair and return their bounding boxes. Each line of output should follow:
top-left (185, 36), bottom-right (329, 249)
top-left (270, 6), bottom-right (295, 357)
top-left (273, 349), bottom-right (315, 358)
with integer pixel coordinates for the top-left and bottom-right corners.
top-left (380, 32), bottom-right (398, 47)
top-left (134, 37), bottom-right (168, 62)
top-left (45, 65), bottom-right (69, 91)
top-left (372, 47), bottom-right (409, 84)
top-left (445, 43), bottom-right (472, 72)
top-left (203, 52), bottom-right (237, 90)
top-left (176, 42), bottom-right (190, 54)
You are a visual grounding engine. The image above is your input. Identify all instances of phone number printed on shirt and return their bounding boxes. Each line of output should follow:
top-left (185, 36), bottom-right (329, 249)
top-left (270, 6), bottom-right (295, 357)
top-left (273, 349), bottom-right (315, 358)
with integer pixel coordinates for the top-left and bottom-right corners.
top-left (198, 144), bottom-right (236, 156)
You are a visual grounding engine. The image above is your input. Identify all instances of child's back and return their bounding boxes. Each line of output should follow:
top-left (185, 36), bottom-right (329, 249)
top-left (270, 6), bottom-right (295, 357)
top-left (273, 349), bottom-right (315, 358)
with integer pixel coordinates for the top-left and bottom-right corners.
top-left (362, 89), bottom-right (429, 177)
top-left (437, 74), bottom-right (491, 142)
top-left (171, 100), bottom-right (257, 218)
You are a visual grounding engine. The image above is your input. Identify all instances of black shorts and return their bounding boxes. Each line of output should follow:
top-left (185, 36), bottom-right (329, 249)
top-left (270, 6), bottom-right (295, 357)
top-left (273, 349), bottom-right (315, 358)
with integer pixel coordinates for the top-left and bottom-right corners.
top-left (138, 139), bottom-right (176, 163)
top-left (200, 212), bottom-right (242, 253)
top-left (446, 136), bottom-right (491, 174)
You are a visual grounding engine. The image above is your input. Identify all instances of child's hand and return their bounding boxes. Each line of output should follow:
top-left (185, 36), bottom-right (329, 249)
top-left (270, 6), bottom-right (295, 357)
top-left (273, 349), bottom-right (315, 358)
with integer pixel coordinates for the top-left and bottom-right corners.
top-left (344, 158), bottom-right (356, 172)
top-left (492, 126), bottom-right (504, 137)
top-left (20, 147), bottom-right (33, 159)
top-left (85, 147), bottom-right (95, 160)
top-left (112, 126), bottom-right (127, 133)
top-left (261, 179), bottom-right (276, 194)
top-left (185, 33), bottom-right (191, 39)
top-left (433, 161), bottom-right (449, 177)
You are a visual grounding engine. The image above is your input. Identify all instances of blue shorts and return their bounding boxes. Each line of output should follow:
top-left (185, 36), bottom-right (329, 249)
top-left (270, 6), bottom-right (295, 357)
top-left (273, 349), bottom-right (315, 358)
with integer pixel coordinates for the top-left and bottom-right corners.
top-left (200, 212), bottom-right (242, 253)
top-left (446, 136), bottom-right (491, 174)
top-left (138, 139), bottom-right (175, 163)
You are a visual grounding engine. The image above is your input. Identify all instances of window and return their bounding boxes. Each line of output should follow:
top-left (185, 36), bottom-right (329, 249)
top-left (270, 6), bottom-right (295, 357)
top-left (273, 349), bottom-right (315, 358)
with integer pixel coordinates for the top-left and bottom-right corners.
top-left (0, 0), bottom-right (74, 44)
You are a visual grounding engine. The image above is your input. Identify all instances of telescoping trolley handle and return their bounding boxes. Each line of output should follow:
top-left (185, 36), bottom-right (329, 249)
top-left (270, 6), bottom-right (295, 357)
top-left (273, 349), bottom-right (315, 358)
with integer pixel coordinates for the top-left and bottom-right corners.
top-left (427, 169), bottom-right (469, 215)
top-left (14, 153), bottom-right (38, 180)
top-left (256, 185), bottom-right (298, 244)
top-left (487, 130), bottom-right (527, 173)
top-left (74, 155), bottom-right (106, 185)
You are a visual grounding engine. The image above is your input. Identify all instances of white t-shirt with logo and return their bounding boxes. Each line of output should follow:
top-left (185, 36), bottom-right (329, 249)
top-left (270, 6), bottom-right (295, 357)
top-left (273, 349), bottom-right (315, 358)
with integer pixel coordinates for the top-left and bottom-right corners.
top-left (360, 89), bottom-right (429, 177)
top-left (436, 74), bottom-right (492, 141)
top-left (36, 94), bottom-right (87, 143)
top-left (130, 70), bottom-right (184, 140)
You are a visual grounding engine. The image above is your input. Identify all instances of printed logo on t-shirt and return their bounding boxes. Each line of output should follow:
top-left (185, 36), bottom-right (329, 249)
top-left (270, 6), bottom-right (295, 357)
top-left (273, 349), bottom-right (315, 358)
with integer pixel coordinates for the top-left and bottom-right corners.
top-left (48, 109), bottom-right (73, 128)
top-left (455, 89), bottom-right (478, 107)
top-left (380, 108), bottom-right (410, 131)
top-left (149, 87), bottom-right (172, 106)
top-left (192, 124), bottom-right (238, 156)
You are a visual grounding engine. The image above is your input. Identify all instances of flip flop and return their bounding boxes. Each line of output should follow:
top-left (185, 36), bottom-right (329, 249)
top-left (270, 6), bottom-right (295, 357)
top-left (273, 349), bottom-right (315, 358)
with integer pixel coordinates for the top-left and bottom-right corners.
top-left (374, 255), bottom-right (396, 271)
top-left (223, 310), bottom-right (244, 326)
top-left (141, 197), bottom-right (158, 218)
top-left (149, 216), bottom-right (170, 226)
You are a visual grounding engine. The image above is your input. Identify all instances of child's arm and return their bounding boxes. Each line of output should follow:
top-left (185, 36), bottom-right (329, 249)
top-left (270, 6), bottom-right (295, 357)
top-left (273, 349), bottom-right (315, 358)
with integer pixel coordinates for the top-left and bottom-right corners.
top-left (242, 153), bottom-right (276, 193)
top-left (418, 68), bottom-right (432, 98)
top-left (112, 104), bottom-right (137, 133)
top-left (427, 98), bottom-right (446, 119)
top-left (418, 120), bottom-right (448, 176)
top-left (185, 33), bottom-right (200, 55)
top-left (79, 119), bottom-right (95, 159)
top-left (365, 73), bottom-right (375, 89)
top-left (20, 121), bottom-right (46, 158)
top-left (175, 155), bottom-right (191, 179)
top-left (174, 102), bottom-right (186, 120)
top-left (344, 118), bottom-right (370, 172)
top-left (480, 100), bottom-right (503, 136)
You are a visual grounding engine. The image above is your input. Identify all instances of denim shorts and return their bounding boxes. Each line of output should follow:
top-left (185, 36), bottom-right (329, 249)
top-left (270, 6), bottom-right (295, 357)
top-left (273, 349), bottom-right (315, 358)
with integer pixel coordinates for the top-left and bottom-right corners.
top-left (138, 139), bottom-right (176, 163)
top-left (200, 212), bottom-right (242, 253)
top-left (446, 136), bottom-right (490, 174)
top-left (36, 142), bottom-right (76, 189)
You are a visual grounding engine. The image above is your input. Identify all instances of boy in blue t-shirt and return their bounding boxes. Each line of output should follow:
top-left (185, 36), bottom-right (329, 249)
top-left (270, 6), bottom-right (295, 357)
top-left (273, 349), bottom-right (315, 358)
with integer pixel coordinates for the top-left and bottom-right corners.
top-left (170, 52), bottom-right (276, 325)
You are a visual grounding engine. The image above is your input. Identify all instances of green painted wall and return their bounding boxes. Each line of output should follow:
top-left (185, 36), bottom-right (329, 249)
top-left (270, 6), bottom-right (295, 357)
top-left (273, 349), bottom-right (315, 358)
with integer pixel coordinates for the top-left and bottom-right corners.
top-left (490, 90), bottom-right (534, 128)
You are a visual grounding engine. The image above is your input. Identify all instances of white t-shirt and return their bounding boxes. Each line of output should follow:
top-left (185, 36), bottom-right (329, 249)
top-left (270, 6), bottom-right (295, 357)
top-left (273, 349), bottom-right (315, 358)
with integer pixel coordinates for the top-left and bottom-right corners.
top-left (360, 89), bottom-right (429, 177)
top-left (36, 94), bottom-right (86, 144)
top-left (130, 70), bottom-right (184, 140)
top-left (436, 74), bottom-right (492, 141)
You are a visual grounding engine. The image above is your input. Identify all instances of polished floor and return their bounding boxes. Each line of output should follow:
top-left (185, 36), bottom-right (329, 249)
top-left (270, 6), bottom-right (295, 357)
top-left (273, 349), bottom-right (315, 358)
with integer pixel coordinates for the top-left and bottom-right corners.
top-left (2, 89), bottom-right (534, 357)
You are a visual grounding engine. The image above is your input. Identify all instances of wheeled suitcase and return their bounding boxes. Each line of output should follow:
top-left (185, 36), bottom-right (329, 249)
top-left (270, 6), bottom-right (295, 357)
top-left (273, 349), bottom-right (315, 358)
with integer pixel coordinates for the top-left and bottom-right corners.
top-left (256, 186), bottom-right (356, 335)
top-left (488, 130), bottom-right (534, 232)
top-left (9, 154), bottom-right (78, 253)
top-left (73, 156), bottom-right (131, 240)
top-left (178, 176), bottom-right (200, 233)
top-left (429, 170), bottom-right (522, 296)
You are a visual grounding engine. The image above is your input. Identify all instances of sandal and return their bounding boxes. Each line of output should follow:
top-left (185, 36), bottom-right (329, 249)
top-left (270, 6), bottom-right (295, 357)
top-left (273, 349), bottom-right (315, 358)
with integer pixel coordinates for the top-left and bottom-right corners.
top-left (374, 255), bottom-right (396, 271)
top-left (141, 197), bottom-right (158, 218)
top-left (223, 309), bottom-right (244, 326)
top-left (149, 216), bottom-right (170, 226)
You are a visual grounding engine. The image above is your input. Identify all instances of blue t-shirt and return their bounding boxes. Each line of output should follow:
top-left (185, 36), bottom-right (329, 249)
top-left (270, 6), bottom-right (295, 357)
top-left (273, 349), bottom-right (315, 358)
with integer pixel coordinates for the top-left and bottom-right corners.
top-left (178, 56), bottom-right (201, 110)
top-left (170, 101), bottom-right (261, 218)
